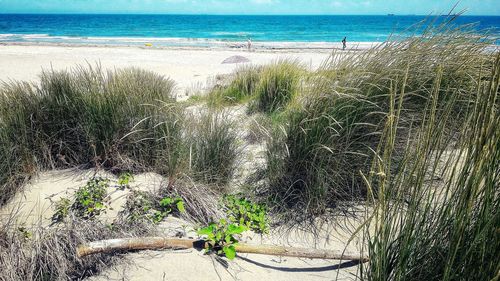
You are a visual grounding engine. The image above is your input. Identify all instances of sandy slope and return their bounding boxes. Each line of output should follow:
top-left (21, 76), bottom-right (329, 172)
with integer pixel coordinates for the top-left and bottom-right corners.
top-left (0, 44), bottom-right (330, 99)
top-left (0, 169), bottom-right (363, 281)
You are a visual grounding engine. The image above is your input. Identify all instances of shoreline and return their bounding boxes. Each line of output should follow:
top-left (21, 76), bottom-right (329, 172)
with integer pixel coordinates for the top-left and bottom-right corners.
top-left (0, 40), bottom-right (379, 52)
top-left (0, 44), bottom-right (334, 98)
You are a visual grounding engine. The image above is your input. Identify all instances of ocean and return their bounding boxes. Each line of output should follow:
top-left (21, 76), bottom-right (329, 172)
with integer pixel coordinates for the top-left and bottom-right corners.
top-left (0, 14), bottom-right (499, 48)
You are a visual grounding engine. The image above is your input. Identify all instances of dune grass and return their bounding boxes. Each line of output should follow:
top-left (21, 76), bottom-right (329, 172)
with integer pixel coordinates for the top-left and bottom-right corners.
top-left (207, 60), bottom-right (304, 113)
top-left (208, 65), bottom-right (261, 107)
top-left (357, 50), bottom-right (499, 281)
top-left (187, 109), bottom-right (239, 185)
top-left (0, 65), bottom-right (183, 205)
top-left (251, 59), bottom-right (304, 113)
top-left (263, 18), bottom-right (496, 218)
top-left (0, 215), bottom-right (155, 281)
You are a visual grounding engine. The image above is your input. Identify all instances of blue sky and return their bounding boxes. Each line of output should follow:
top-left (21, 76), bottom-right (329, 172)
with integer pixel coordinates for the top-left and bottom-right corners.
top-left (0, 0), bottom-right (499, 15)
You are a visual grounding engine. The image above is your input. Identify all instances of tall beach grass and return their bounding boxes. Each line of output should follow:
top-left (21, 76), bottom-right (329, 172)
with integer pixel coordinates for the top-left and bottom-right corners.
top-left (186, 109), bottom-right (239, 185)
top-left (0, 65), bottom-right (183, 205)
top-left (357, 50), bottom-right (499, 281)
top-left (263, 17), bottom-right (496, 218)
top-left (207, 60), bottom-right (304, 113)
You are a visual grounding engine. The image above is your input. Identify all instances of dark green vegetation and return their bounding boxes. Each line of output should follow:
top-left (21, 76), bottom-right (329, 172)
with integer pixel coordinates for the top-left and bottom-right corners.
top-left (69, 177), bottom-right (109, 220)
top-left (197, 196), bottom-right (269, 259)
top-left (121, 190), bottom-right (186, 224)
top-left (197, 219), bottom-right (246, 260)
top-left (52, 178), bottom-right (110, 224)
top-left (224, 195), bottom-right (269, 234)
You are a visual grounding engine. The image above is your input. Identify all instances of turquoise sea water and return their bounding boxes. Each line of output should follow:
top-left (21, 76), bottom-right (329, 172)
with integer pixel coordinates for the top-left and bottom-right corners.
top-left (0, 14), bottom-right (499, 47)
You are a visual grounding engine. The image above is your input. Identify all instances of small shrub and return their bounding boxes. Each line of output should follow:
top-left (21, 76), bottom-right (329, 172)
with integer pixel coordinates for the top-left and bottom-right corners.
top-left (224, 195), bottom-right (269, 234)
top-left (51, 197), bottom-right (72, 224)
top-left (71, 178), bottom-right (109, 219)
top-left (197, 219), bottom-right (246, 260)
top-left (122, 191), bottom-right (185, 224)
top-left (153, 196), bottom-right (185, 224)
top-left (117, 172), bottom-right (134, 189)
top-left (122, 190), bottom-right (155, 223)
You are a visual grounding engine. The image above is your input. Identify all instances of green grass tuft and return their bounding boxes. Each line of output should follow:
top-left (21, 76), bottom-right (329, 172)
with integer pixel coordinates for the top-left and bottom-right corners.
top-left (252, 59), bottom-right (304, 113)
top-left (208, 65), bottom-right (261, 107)
top-left (187, 109), bottom-right (239, 185)
top-left (0, 65), bottom-right (183, 205)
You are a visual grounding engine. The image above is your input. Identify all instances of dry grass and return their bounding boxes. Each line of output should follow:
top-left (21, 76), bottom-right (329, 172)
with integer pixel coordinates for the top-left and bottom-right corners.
top-left (0, 213), bottom-right (155, 281)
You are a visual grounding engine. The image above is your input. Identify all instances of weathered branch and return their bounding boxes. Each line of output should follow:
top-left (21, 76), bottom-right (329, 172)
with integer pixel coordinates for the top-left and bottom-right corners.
top-left (77, 237), bottom-right (369, 262)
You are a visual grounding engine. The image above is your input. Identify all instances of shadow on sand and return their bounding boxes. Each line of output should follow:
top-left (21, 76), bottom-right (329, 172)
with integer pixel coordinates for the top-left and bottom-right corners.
top-left (237, 255), bottom-right (360, 272)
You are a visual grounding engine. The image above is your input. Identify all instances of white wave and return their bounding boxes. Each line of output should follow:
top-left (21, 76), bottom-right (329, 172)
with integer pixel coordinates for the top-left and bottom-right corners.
top-left (21, 34), bottom-right (51, 38)
top-left (210, 31), bottom-right (256, 36)
top-left (0, 33), bottom-right (382, 50)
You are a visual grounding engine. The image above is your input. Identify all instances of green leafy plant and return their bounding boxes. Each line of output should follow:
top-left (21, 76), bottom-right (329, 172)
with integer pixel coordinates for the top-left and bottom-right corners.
top-left (197, 219), bottom-right (246, 260)
top-left (51, 197), bottom-right (71, 223)
top-left (122, 190), bottom-right (155, 223)
top-left (152, 196), bottom-right (186, 224)
top-left (117, 172), bottom-right (134, 189)
top-left (124, 190), bottom-right (186, 224)
top-left (17, 226), bottom-right (31, 240)
top-left (224, 195), bottom-right (269, 234)
top-left (71, 177), bottom-right (109, 219)
top-left (123, 192), bottom-right (185, 224)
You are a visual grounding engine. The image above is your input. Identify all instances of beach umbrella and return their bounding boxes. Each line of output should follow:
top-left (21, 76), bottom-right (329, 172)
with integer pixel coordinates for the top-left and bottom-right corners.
top-left (222, 55), bottom-right (250, 64)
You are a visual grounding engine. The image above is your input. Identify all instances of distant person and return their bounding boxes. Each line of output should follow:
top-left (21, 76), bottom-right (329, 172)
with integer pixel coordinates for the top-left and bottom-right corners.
top-left (247, 38), bottom-right (252, 51)
top-left (342, 37), bottom-right (347, 50)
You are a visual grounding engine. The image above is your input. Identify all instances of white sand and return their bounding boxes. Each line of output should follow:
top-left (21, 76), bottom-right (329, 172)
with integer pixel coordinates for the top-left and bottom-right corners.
top-left (0, 44), bottom-right (331, 99)
top-left (0, 169), bottom-right (166, 226)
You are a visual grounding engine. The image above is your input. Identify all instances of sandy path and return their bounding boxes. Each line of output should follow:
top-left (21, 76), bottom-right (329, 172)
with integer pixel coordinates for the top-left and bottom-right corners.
top-left (0, 45), bottom-right (330, 99)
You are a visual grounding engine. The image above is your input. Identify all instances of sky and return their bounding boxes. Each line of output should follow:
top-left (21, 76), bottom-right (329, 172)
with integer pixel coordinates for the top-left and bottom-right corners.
top-left (0, 0), bottom-right (499, 16)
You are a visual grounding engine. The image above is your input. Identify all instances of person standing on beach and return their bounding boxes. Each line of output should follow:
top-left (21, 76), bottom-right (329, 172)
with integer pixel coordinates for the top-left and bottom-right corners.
top-left (247, 38), bottom-right (252, 51)
top-left (342, 37), bottom-right (347, 50)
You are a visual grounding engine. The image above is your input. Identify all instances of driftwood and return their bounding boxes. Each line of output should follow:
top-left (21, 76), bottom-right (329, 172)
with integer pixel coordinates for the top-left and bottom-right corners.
top-left (77, 237), bottom-right (369, 262)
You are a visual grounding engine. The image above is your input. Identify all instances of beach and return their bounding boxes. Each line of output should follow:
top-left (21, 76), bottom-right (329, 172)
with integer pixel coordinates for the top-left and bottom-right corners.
top-left (0, 42), bottom-right (365, 281)
top-left (0, 12), bottom-right (499, 281)
top-left (0, 44), bottom-right (336, 98)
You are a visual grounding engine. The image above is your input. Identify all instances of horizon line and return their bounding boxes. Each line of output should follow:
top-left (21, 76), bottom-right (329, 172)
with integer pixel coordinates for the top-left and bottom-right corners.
top-left (1, 12), bottom-right (499, 17)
